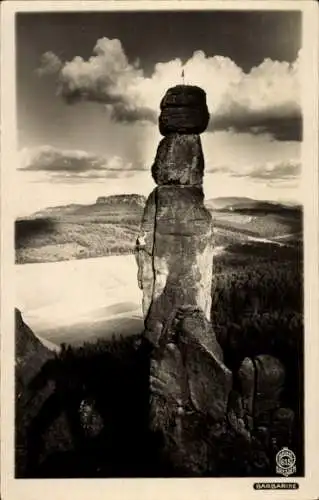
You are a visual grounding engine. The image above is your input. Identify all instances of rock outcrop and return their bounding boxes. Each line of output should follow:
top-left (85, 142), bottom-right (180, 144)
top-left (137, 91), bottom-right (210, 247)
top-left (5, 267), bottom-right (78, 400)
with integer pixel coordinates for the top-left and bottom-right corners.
top-left (96, 194), bottom-right (146, 207)
top-left (237, 355), bottom-right (286, 427)
top-left (15, 309), bottom-right (56, 476)
top-left (15, 308), bottom-right (55, 403)
top-left (16, 310), bottom-right (86, 476)
top-left (227, 354), bottom-right (295, 457)
top-left (135, 85), bottom-right (232, 474)
top-left (149, 306), bottom-right (232, 474)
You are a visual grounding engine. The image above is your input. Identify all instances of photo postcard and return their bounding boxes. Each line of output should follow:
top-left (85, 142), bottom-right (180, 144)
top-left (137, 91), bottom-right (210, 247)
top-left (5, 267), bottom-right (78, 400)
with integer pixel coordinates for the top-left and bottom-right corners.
top-left (1, 1), bottom-right (318, 499)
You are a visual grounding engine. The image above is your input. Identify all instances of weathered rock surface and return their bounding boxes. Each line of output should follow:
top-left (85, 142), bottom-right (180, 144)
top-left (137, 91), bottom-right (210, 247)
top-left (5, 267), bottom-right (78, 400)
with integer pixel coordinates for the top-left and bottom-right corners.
top-left (136, 186), bottom-right (213, 346)
top-left (227, 390), bottom-right (251, 441)
top-left (149, 307), bottom-right (232, 474)
top-left (15, 309), bottom-right (56, 476)
top-left (151, 134), bottom-right (204, 186)
top-left (159, 85), bottom-right (210, 136)
top-left (16, 308), bottom-right (54, 366)
top-left (160, 85), bottom-right (208, 109)
top-left (159, 106), bottom-right (210, 136)
top-left (16, 310), bottom-right (101, 476)
top-left (135, 189), bottom-right (157, 317)
top-left (253, 355), bottom-right (286, 421)
top-left (136, 84), bottom-right (231, 475)
top-left (15, 308), bottom-right (55, 417)
top-left (237, 354), bottom-right (285, 427)
top-left (237, 357), bottom-right (255, 431)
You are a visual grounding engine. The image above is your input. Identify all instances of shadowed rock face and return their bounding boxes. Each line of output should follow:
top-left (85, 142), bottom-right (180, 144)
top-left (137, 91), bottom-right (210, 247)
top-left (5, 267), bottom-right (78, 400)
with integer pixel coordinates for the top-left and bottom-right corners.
top-left (226, 354), bottom-right (295, 466)
top-left (159, 107), bottom-right (210, 136)
top-left (238, 355), bottom-right (286, 426)
top-left (15, 308), bottom-right (54, 400)
top-left (149, 307), bottom-right (232, 474)
top-left (159, 85), bottom-right (210, 136)
top-left (15, 309), bottom-right (56, 476)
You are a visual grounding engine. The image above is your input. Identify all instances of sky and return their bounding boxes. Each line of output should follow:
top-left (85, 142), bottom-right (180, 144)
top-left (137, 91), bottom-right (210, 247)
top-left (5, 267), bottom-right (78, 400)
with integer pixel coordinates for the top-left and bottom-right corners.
top-left (16, 10), bottom-right (302, 216)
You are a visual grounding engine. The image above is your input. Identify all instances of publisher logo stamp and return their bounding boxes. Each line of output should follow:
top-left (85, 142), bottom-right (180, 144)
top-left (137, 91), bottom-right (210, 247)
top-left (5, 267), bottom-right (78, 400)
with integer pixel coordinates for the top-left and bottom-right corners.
top-left (276, 447), bottom-right (296, 477)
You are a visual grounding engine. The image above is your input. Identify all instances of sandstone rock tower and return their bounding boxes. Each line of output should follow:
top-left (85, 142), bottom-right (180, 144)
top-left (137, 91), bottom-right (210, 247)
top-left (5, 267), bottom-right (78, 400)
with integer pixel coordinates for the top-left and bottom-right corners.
top-left (136, 85), bottom-right (232, 474)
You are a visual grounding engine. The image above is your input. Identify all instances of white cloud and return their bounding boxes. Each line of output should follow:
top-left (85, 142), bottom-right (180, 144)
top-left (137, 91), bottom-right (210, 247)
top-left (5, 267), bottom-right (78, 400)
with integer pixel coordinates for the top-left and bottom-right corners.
top-left (38, 37), bottom-right (302, 140)
top-left (19, 138), bottom-right (300, 186)
top-left (18, 145), bottom-right (139, 179)
top-left (209, 158), bottom-right (301, 181)
top-left (36, 51), bottom-right (63, 76)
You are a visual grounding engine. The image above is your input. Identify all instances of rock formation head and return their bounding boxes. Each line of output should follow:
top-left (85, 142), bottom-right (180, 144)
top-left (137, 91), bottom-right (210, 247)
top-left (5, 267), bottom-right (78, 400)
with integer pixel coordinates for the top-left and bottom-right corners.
top-left (159, 85), bottom-right (210, 136)
top-left (160, 85), bottom-right (208, 109)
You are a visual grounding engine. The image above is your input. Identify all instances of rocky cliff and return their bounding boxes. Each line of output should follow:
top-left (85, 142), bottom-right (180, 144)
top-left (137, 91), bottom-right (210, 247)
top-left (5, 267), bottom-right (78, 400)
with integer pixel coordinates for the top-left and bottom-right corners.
top-left (96, 194), bottom-right (146, 207)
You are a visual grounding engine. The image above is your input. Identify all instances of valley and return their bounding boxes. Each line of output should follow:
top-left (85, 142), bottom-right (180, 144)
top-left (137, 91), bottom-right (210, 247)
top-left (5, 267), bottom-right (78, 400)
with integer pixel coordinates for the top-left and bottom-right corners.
top-left (15, 194), bottom-right (302, 349)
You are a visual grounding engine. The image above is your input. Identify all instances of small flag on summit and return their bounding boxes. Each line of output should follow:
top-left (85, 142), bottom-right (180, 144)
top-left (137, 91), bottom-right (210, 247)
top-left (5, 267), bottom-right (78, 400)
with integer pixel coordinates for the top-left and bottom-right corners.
top-left (181, 69), bottom-right (185, 84)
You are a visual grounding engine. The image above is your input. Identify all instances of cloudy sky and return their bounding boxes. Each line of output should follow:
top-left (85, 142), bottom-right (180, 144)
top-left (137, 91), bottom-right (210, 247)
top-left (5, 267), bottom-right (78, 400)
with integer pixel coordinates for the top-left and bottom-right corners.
top-left (16, 10), bottom-right (302, 216)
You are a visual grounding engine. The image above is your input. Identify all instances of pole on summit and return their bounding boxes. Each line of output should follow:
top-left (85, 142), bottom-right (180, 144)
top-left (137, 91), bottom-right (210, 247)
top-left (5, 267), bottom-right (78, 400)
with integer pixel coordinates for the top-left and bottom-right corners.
top-left (181, 69), bottom-right (185, 85)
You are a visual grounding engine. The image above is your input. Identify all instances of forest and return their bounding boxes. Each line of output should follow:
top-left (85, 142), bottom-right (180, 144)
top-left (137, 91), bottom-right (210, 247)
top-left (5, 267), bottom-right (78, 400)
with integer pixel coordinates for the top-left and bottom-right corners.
top-left (16, 236), bottom-right (304, 477)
